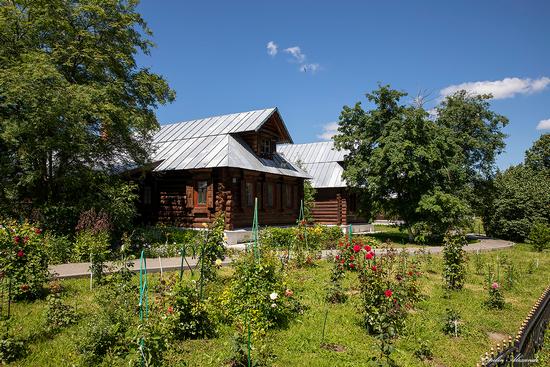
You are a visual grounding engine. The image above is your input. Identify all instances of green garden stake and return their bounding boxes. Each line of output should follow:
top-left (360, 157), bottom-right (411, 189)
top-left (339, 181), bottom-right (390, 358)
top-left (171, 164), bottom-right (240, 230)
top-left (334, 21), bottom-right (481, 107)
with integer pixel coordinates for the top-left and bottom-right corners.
top-left (299, 199), bottom-right (308, 251)
top-left (348, 223), bottom-right (353, 243)
top-left (252, 197), bottom-right (259, 261)
top-left (179, 245), bottom-right (186, 281)
top-left (199, 230), bottom-right (209, 301)
top-left (139, 250), bottom-right (149, 367)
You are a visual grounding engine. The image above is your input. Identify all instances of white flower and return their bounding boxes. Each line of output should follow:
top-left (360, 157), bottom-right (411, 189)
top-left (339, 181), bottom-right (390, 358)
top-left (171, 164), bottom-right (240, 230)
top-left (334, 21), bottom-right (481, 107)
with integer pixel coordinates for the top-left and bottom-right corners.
top-left (269, 292), bottom-right (278, 300)
top-left (271, 303), bottom-right (277, 308)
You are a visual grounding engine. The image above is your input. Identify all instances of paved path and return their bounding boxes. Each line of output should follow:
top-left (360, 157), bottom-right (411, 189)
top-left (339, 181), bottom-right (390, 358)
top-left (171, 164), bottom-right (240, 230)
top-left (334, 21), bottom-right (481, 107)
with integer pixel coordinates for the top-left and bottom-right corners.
top-left (49, 237), bottom-right (514, 279)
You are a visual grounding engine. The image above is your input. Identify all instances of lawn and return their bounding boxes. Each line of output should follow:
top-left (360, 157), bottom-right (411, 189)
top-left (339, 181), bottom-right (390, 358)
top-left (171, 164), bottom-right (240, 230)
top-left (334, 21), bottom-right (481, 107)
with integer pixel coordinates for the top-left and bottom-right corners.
top-left (3, 244), bottom-right (550, 366)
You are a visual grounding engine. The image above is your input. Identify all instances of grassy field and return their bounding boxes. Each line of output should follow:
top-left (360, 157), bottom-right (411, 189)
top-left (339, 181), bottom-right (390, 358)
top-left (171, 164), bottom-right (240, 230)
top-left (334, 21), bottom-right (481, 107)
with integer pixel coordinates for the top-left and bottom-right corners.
top-left (4, 244), bottom-right (550, 366)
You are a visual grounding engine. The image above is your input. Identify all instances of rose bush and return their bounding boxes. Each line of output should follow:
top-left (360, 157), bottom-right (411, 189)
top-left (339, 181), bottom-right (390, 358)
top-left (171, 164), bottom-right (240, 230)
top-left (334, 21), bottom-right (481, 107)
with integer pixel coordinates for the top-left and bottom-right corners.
top-left (0, 220), bottom-right (49, 299)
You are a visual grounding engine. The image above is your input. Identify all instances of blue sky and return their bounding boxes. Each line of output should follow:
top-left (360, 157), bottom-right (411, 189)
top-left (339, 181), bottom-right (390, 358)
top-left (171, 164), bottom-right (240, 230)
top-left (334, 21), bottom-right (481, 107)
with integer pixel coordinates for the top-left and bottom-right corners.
top-left (136, 0), bottom-right (550, 169)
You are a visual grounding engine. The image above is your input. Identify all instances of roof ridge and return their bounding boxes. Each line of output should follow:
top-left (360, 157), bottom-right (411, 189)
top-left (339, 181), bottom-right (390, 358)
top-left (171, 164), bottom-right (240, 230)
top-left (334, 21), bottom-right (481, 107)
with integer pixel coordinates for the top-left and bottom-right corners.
top-left (160, 107), bottom-right (276, 128)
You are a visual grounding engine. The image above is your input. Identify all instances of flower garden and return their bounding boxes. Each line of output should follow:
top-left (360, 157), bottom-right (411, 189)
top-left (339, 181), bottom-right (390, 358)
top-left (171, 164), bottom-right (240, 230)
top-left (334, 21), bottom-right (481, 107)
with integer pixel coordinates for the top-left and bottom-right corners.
top-left (0, 215), bottom-right (549, 367)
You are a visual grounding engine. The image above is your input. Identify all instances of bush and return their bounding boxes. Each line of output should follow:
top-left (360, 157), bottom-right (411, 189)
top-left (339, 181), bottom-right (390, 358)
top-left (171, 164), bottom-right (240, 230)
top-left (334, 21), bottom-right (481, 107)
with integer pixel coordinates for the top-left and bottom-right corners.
top-left (131, 225), bottom-right (201, 257)
top-left (74, 230), bottom-right (110, 283)
top-left (528, 222), bottom-right (550, 252)
top-left (485, 282), bottom-right (505, 310)
top-left (442, 308), bottom-right (462, 336)
top-left (0, 220), bottom-right (50, 299)
top-left (259, 225), bottom-right (343, 251)
top-left (197, 212), bottom-right (226, 282)
top-left (0, 328), bottom-right (25, 364)
top-left (166, 280), bottom-right (216, 340)
top-left (220, 249), bottom-right (303, 334)
top-left (43, 233), bottom-right (72, 265)
top-left (77, 315), bottom-right (122, 366)
top-left (45, 293), bottom-right (78, 333)
top-left (442, 233), bottom-right (467, 290)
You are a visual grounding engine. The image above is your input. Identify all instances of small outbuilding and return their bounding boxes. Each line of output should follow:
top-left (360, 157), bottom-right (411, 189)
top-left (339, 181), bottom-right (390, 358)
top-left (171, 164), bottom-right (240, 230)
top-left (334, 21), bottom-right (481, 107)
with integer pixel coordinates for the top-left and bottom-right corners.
top-left (277, 141), bottom-right (365, 225)
top-left (136, 108), bottom-right (309, 229)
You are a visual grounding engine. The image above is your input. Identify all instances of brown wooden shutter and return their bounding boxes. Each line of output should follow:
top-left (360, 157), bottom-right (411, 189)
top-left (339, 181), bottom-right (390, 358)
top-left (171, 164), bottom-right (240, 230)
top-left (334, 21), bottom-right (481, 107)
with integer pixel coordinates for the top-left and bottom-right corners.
top-left (186, 185), bottom-right (194, 208)
top-left (207, 182), bottom-right (214, 208)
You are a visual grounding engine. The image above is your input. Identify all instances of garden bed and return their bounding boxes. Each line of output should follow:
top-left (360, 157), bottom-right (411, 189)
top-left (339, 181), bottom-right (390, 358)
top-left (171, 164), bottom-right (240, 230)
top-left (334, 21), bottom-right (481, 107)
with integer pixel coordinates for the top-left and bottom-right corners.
top-left (2, 244), bottom-right (549, 366)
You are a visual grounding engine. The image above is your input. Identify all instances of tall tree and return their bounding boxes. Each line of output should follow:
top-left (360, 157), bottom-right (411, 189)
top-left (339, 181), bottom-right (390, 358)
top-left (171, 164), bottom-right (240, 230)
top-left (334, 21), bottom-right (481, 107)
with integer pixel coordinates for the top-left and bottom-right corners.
top-left (0, 0), bottom-right (174, 231)
top-left (334, 85), bottom-right (467, 240)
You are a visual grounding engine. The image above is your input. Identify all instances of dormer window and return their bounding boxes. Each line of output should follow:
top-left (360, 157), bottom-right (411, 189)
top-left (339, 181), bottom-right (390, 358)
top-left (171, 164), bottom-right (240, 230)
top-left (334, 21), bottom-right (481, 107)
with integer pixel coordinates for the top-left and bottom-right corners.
top-left (261, 138), bottom-right (272, 156)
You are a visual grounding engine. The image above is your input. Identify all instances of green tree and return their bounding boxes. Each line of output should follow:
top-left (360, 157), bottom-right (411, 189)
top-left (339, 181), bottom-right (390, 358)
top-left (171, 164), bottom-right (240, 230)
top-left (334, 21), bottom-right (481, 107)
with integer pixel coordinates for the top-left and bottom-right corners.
top-left (334, 85), bottom-right (467, 240)
top-left (485, 136), bottom-right (550, 241)
top-left (0, 0), bottom-right (174, 232)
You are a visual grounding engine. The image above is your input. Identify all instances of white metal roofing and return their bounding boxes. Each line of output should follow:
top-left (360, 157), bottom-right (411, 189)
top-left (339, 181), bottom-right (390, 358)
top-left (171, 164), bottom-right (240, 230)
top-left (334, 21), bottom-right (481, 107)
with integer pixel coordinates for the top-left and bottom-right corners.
top-left (277, 141), bottom-right (348, 188)
top-left (151, 108), bottom-right (309, 178)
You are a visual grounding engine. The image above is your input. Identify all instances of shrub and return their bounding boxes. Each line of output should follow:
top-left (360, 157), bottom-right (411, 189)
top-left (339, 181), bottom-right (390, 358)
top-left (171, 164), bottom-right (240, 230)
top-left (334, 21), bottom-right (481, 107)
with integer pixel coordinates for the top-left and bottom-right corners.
top-left (0, 220), bottom-right (49, 299)
top-left (197, 212), bottom-right (226, 282)
top-left (357, 246), bottom-right (423, 336)
top-left (166, 280), bottom-right (216, 340)
top-left (0, 328), bottom-right (25, 364)
top-left (485, 282), bottom-right (505, 309)
top-left (442, 308), bottom-right (462, 336)
top-left (442, 233), bottom-right (467, 290)
top-left (45, 294), bottom-right (78, 333)
top-left (259, 225), bottom-right (343, 252)
top-left (77, 315), bottom-right (122, 366)
top-left (220, 249), bottom-right (303, 334)
top-left (131, 225), bottom-right (201, 257)
top-left (414, 339), bottom-right (433, 361)
top-left (74, 230), bottom-right (110, 283)
top-left (42, 233), bottom-right (72, 265)
top-left (325, 265), bottom-right (348, 304)
top-left (334, 236), bottom-right (379, 272)
top-left (528, 222), bottom-right (550, 252)
top-left (129, 318), bottom-right (168, 367)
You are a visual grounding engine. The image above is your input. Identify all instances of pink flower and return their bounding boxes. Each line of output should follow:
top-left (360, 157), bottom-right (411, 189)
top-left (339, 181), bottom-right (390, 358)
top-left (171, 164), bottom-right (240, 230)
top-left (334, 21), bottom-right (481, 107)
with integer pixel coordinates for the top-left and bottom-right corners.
top-left (285, 289), bottom-right (294, 297)
top-left (167, 306), bottom-right (174, 314)
top-left (353, 244), bottom-right (361, 253)
top-left (23, 236), bottom-right (29, 244)
top-left (384, 289), bottom-right (393, 298)
top-left (365, 252), bottom-right (374, 260)
top-left (364, 245), bottom-right (372, 252)
top-left (491, 282), bottom-right (499, 289)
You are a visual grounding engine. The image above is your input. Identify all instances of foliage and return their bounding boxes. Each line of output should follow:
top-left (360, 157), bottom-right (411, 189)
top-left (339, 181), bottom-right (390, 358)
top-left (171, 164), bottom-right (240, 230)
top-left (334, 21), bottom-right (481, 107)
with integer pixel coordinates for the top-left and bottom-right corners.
top-left (162, 278), bottom-right (217, 340)
top-left (131, 225), bottom-right (201, 257)
top-left (74, 230), bottom-right (111, 282)
top-left (485, 135), bottom-right (550, 241)
top-left (0, 326), bottom-right (25, 364)
top-left (0, 220), bottom-right (49, 299)
top-left (42, 233), bottom-right (72, 265)
top-left (528, 222), bottom-right (550, 252)
top-left (442, 233), bottom-right (467, 290)
top-left (485, 282), bottom-right (505, 310)
top-left (77, 314), bottom-right (124, 366)
top-left (352, 247), bottom-right (421, 338)
top-left (0, 0), bottom-right (174, 234)
top-left (129, 317), bottom-right (169, 367)
top-left (334, 85), bottom-right (507, 241)
top-left (220, 249), bottom-right (303, 334)
top-left (198, 212), bottom-right (226, 282)
top-left (259, 224), bottom-right (343, 252)
top-left (413, 339), bottom-right (433, 361)
top-left (45, 293), bottom-right (78, 333)
top-left (334, 236), bottom-right (379, 271)
top-left (442, 308), bottom-right (462, 336)
top-left (303, 179), bottom-right (317, 222)
top-left (325, 263), bottom-right (348, 304)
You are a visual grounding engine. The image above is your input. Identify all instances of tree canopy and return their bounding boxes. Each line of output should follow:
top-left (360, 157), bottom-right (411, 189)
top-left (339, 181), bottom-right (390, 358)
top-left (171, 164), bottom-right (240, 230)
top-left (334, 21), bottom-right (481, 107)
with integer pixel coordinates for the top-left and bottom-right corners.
top-left (0, 0), bottom-right (174, 232)
top-left (334, 85), bottom-right (507, 241)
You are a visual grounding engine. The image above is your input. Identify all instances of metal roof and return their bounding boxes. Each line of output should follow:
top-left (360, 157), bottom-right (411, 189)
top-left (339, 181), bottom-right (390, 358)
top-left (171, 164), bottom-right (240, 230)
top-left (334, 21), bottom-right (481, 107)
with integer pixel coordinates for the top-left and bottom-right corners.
top-left (155, 107), bottom-right (292, 143)
top-left (277, 141), bottom-right (348, 188)
top-left (151, 108), bottom-right (308, 178)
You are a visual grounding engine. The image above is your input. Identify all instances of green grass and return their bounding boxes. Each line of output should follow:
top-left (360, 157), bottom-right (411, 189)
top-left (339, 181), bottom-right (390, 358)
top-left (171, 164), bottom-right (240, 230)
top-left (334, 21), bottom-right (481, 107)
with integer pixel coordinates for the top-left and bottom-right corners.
top-left (3, 244), bottom-right (550, 366)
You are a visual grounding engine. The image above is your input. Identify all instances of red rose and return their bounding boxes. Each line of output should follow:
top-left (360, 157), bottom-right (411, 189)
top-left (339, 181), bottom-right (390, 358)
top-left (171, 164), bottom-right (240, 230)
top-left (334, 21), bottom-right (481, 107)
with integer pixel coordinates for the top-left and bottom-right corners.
top-left (35, 228), bottom-right (42, 235)
top-left (365, 252), bottom-right (374, 260)
top-left (14, 236), bottom-right (20, 244)
top-left (340, 259), bottom-right (345, 264)
top-left (23, 236), bottom-right (29, 244)
top-left (335, 255), bottom-right (340, 260)
top-left (371, 265), bottom-right (377, 272)
top-left (350, 255), bottom-right (355, 261)
top-left (17, 250), bottom-right (24, 258)
top-left (364, 245), bottom-right (372, 252)
top-left (384, 289), bottom-right (393, 298)
top-left (167, 306), bottom-right (174, 314)
top-left (353, 244), bottom-right (361, 252)
top-left (338, 241), bottom-right (343, 247)
top-left (349, 263), bottom-right (355, 269)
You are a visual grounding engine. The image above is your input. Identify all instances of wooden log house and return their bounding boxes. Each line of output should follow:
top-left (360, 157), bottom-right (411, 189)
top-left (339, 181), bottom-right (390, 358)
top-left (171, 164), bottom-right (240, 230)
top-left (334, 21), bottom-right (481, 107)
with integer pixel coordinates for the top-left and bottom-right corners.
top-left (135, 108), bottom-right (309, 229)
top-left (277, 141), bottom-right (365, 225)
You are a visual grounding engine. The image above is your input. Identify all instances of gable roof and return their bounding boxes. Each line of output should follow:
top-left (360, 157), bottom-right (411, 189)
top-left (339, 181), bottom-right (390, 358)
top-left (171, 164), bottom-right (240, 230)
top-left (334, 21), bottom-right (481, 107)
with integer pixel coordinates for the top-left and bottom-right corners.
top-left (154, 107), bottom-right (292, 143)
top-left (277, 141), bottom-right (348, 188)
top-left (151, 108), bottom-right (308, 178)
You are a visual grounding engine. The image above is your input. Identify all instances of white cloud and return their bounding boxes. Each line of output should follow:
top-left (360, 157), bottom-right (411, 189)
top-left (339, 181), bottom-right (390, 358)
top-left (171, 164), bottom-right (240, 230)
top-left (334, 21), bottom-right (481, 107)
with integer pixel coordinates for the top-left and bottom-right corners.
top-left (284, 46), bottom-right (306, 63)
top-left (300, 63), bottom-right (321, 74)
top-left (440, 77), bottom-right (550, 100)
top-left (536, 118), bottom-right (550, 130)
top-left (317, 122), bottom-right (339, 140)
top-left (266, 41), bottom-right (278, 56)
